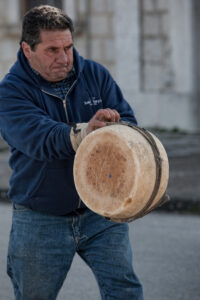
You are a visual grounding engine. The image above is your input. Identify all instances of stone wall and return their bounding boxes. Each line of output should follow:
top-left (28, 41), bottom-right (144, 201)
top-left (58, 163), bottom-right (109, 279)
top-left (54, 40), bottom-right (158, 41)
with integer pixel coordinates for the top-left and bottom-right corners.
top-left (0, 0), bottom-right (116, 79)
top-left (0, 0), bottom-right (199, 132)
top-left (0, 26), bottom-right (20, 79)
top-left (88, 0), bottom-right (116, 76)
top-left (113, 0), bottom-right (199, 132)
top-left (0, 0), bottom-right (20, 80)
top-left (141, 0), bottom-right (174, 92)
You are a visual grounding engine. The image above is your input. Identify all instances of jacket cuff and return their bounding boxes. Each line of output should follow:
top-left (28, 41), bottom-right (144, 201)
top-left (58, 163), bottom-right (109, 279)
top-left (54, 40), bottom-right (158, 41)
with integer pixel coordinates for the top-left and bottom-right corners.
top-left (70, 123), bottom-right (88, 152)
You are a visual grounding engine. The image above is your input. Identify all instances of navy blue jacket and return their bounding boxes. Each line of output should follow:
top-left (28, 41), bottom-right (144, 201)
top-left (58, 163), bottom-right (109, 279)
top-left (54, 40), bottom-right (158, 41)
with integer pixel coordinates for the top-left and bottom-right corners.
top-left (0, 48), bottom-right (137, 215)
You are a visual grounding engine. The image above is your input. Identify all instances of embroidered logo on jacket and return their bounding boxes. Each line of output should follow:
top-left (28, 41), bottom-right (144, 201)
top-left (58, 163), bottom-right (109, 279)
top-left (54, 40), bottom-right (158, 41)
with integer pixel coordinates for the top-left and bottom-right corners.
top-left (84, 97), bottom-right (102, 106)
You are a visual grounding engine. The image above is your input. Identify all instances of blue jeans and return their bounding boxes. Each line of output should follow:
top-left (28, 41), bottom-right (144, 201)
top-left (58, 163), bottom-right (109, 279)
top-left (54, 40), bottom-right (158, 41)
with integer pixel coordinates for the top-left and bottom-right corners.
top-left (7, 205), bottom-right (143, 300)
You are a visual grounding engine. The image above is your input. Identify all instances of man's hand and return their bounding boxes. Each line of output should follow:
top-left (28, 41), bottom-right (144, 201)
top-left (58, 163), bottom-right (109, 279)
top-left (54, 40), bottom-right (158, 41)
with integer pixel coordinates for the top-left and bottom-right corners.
top-left (70, 109), bottom-right (120, 152)
top-left (87, 108), bottom-right (120, 134)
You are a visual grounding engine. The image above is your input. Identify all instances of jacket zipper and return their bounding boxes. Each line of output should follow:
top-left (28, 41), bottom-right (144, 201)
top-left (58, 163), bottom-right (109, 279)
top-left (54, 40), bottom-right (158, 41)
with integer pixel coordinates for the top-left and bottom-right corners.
top-left (65, 79), bottom-right (82, 209)
top-left (62, 99), bottom-right (69, 123)
top-left (62, 79), bottom-right (78, 123)
top-left (41, 89), bottom-right (70, 123)
top-left (62, 94), bottom-right (83, 208)
top-left (41, 89), bottom-right (69, 123)
top-left (42, 81), bottom-right (82, 209)
top-left (42, 79), bottom-right (78, 124)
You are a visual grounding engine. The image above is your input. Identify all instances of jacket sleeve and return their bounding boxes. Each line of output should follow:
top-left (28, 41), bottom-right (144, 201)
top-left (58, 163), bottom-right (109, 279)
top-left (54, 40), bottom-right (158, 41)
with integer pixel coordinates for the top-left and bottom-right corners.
top-left (99, 65), bottom-right (138, 125)
top-left (0, 82), bottom-right (75, 162)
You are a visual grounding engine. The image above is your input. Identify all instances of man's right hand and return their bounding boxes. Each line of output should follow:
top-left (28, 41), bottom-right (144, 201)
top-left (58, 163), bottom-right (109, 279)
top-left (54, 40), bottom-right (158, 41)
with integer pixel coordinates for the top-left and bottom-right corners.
top-left (87, 108), bottom-right (120, 134)
top-left (70, 108), bottom-right (120, 152)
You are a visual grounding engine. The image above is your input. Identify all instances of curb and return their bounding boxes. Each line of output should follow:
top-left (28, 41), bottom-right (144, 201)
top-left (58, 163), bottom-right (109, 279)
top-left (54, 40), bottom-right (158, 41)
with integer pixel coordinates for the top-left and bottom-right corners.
top-left (156, 197), bottom-right (200, 214)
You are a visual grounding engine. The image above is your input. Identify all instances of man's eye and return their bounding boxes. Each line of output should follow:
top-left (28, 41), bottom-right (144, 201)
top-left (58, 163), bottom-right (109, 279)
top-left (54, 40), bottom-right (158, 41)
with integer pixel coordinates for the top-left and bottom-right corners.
top-left (49, 48), bottom-right (57, 53)
top-left (65, 46), bottom-right (72, 52)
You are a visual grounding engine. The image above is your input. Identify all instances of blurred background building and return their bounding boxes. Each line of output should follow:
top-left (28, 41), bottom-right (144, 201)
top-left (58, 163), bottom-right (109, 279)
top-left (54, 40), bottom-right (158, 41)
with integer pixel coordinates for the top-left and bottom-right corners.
top-left (0, 0), bottom-right (199, 132)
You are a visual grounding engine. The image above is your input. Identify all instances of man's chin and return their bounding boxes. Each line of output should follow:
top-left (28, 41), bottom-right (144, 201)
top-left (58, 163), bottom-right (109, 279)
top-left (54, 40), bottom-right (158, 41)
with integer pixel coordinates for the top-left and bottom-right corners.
top-left (47, 72), bottom-right (68, 82)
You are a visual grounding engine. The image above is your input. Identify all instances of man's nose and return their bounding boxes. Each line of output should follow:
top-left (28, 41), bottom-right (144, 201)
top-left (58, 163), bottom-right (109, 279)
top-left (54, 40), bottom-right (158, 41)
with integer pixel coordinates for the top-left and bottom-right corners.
top-left (56, 51), bottom-right (68, 64)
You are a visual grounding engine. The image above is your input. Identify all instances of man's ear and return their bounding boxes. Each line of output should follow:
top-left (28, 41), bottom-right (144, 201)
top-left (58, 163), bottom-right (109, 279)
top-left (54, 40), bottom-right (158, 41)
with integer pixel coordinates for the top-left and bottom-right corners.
top-left (21, 41), bottom-right (32, 60)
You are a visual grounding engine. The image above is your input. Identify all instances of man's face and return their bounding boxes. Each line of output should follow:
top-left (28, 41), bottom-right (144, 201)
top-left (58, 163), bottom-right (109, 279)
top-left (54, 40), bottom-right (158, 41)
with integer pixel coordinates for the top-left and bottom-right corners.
top-left (22, 29), bottom-right (74, 82)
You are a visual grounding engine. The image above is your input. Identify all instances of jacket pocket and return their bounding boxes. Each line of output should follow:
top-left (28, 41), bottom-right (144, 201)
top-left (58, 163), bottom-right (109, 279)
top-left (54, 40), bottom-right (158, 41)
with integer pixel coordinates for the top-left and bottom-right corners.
top-left (31, 159), bottom-right (76, 199)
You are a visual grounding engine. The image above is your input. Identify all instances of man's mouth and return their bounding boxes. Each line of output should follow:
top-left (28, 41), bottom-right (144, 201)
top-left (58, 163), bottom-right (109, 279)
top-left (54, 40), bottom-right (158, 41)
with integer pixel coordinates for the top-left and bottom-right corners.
top-left (53, 65), bottom-right (68, 70)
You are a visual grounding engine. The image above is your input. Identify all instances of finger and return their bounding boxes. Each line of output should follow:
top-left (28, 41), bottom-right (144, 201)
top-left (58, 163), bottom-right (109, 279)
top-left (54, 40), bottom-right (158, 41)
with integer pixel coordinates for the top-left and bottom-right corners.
top-left (112, 109), bottom-right (120, 122)
top-left (104, 109), bottom-right (120, 122)
top-left (93, 109), bottom-right (120, 123)
top-left (95, 109), bottom-right (110, 121)
top-left (87, 118), bottom-right (107, 134)
top-left (104, 108), bottom-right (115, 122)
top-left (101, 108), bottom-right (120, 122)
top-left (93, 119), bottom-right (107, 129)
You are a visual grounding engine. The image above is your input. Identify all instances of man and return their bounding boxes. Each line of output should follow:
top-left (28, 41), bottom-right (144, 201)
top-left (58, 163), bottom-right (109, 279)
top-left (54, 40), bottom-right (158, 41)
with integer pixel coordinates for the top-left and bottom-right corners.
top-left (0, 5), bottom-right (143, 300)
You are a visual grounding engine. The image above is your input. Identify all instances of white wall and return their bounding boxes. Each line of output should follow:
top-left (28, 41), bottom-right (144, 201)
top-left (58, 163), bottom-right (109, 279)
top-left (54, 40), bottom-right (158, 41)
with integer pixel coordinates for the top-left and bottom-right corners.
top-left (0, 0), bottom-right (198, 132)
top-left (113, 0), bottom-right (198, 132)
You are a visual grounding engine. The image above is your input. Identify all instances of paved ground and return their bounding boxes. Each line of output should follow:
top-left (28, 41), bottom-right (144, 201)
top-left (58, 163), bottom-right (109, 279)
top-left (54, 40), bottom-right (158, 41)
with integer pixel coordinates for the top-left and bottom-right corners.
top-left (1, 202), bottom-right (200, 300)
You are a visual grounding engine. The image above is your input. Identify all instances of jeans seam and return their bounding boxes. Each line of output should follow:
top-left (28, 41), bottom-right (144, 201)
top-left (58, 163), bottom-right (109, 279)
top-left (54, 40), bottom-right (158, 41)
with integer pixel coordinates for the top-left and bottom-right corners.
top-left (72, 216), bottom-right (80, 248)
top-left (7, 255), bottom-right (19, 298)
top-left (81, 253), bottom-right (108, 300)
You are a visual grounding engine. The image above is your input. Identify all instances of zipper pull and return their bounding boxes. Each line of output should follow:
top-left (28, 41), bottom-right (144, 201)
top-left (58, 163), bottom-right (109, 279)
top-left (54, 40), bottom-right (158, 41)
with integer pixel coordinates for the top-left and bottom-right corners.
top-left (62, 99), bottom-right (66, 110)
top-left (62, 99), bottom-right (69, 123)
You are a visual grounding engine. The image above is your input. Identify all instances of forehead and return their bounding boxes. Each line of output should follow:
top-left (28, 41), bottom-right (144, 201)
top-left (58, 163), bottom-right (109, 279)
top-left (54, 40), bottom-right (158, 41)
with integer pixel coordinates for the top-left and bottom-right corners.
top-left (39, 29), bottom-right (73, 46)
